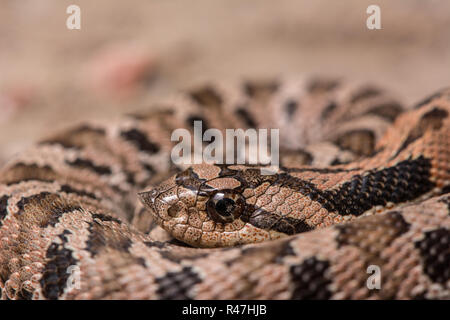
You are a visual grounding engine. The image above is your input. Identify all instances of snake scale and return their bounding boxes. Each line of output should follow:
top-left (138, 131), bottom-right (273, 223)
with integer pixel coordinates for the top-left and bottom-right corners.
top-left (0, 77), bottom-right (449, 300)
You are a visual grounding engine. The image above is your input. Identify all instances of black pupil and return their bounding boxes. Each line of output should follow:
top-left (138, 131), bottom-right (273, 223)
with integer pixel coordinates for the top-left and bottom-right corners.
top-left (215, 198), bottom-right (235, 217)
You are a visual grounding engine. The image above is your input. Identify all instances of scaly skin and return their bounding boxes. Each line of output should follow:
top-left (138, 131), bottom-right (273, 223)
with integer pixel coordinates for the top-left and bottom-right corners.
top-left (0, 77), bottom-right (448, 299)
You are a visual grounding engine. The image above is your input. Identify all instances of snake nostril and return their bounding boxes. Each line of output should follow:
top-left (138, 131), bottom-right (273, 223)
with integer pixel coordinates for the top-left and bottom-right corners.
top-left (167, 202), bottom-right (183, 218)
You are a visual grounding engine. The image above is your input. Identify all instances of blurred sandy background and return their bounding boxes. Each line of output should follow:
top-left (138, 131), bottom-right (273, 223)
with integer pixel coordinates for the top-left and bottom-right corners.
top-left (0, 0), bottom-right (449, 162)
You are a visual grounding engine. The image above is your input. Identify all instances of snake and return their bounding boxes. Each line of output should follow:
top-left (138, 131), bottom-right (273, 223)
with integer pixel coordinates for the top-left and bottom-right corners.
top-left (0, 76), bottom-right (449, 300)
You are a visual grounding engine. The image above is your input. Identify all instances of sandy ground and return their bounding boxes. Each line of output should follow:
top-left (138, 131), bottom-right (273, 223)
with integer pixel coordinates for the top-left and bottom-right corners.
top-left (0, 0), bottom-right (449, 162)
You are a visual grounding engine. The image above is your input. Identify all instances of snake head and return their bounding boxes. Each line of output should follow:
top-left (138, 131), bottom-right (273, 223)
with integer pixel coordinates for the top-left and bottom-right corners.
top-left (139, 164), bottom-right (294, 248)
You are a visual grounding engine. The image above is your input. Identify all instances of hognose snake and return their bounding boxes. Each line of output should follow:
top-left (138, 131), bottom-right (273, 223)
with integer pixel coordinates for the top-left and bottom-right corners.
top-left (0, 77), bottom-right (449, 299)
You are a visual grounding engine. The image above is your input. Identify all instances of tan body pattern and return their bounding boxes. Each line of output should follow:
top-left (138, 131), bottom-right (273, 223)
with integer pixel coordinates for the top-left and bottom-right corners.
top-left (0, 77), bottom-right (449, 299)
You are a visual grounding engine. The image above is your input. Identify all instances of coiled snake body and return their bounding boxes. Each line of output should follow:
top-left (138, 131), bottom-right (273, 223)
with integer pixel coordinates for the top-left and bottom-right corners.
top-left (0, 77), bottom-right (449, 299)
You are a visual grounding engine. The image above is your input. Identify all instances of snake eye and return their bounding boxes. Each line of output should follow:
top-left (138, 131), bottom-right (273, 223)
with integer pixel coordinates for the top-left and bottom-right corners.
top-left (206, 190), bottom-right (245, 223)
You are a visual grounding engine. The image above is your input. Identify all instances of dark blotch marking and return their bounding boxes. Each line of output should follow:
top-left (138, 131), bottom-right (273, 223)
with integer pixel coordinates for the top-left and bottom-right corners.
top-left (350, 87), bottom-right (382, 104)
top-left (40, 125), bottom-right (105, 149)
top-left (438, 194), bottom-right (450, 212)
top-left (144, 240), bottom-right (167, 249)
top-left (307, 79), bottom-right (340, 94)
top-left (320, 101), bottom-right (337, 120)
top-left (367, 102), bottom-right (403, 122)
top-left (275, 241), bottom-right (296, 262)
top-left (186, 115), bottom-right (210, 136)
top-left (336, 211), bottom-right (410, 248)
top-left (295, 149), bottom-right (313, 166)
top-left (142, 163), bottom-right (156, 176)
top-left (18, 288), bottom-right (33, 300)
top-left (60, 184), bottom-right (97, 199)
top-left (44, 201), bottom-right (82, 228)
top-left (0, 195), bottom-right (9, 226)
top-left (280, 149), bottom-right (314, 166)
top-left (290, 257), bottom-right (332, 300)
top-left (17, 192), bottom-right (51, 213)
top-left (159, 250), bottom-right (209, 264)
top-left (334, 129), bottom-right (375, 156)
top-left (65, 158), bottom-right (112, 175)
top-left (441, 185), bottom-right (450, 195)
top-left (85, 221), bottom-right (132, 257)
top-left (217, 164), bottom-right (241, 177)
top-left (412, 292), bottom-right (429, 300)
top-left (235, 107), bottom-right (257, 128)
top-left (175, 167), bottom-right (208, 191)
top-left (392, 107), bottom-right (448, 159)
top-left (68, 125), bottom-right (105, 135)
top-left (330, 158), bottom-right (346, 166)
top-left (16, 192), bottom-right (81, 228)
top-left (415, 228), bottom-right (450, 284)
top-left (284, 99), bottom-right (298, 118)
top-left (2, 163), bottom-right (57, 185)
top-left (125, 171), bottom-right (136, 185)
top-left (40, 230), bottom-right (78, 300)
top-left (414, 91), bottom-right (443, 109)
top-left (155, 266), bottom-right (201, 299)
top-left (167, 238), bottom-right (193, 247)
top-left (334, 211), bottom-right (411, 299)
top-left (92, 213), bottom-right (122, 224)
top-left (247, 208), bottom-right (312, 235)
top-left (126, 108), bottom-right (174, 121)
top-left (189, 86), bottom-right (222, 108)
top-left (120, 128), bottom-right (160, 154)
top-left (243, 80), bottom-right (279, 98)
top-left (135, 257), bottom-right (147, 268)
